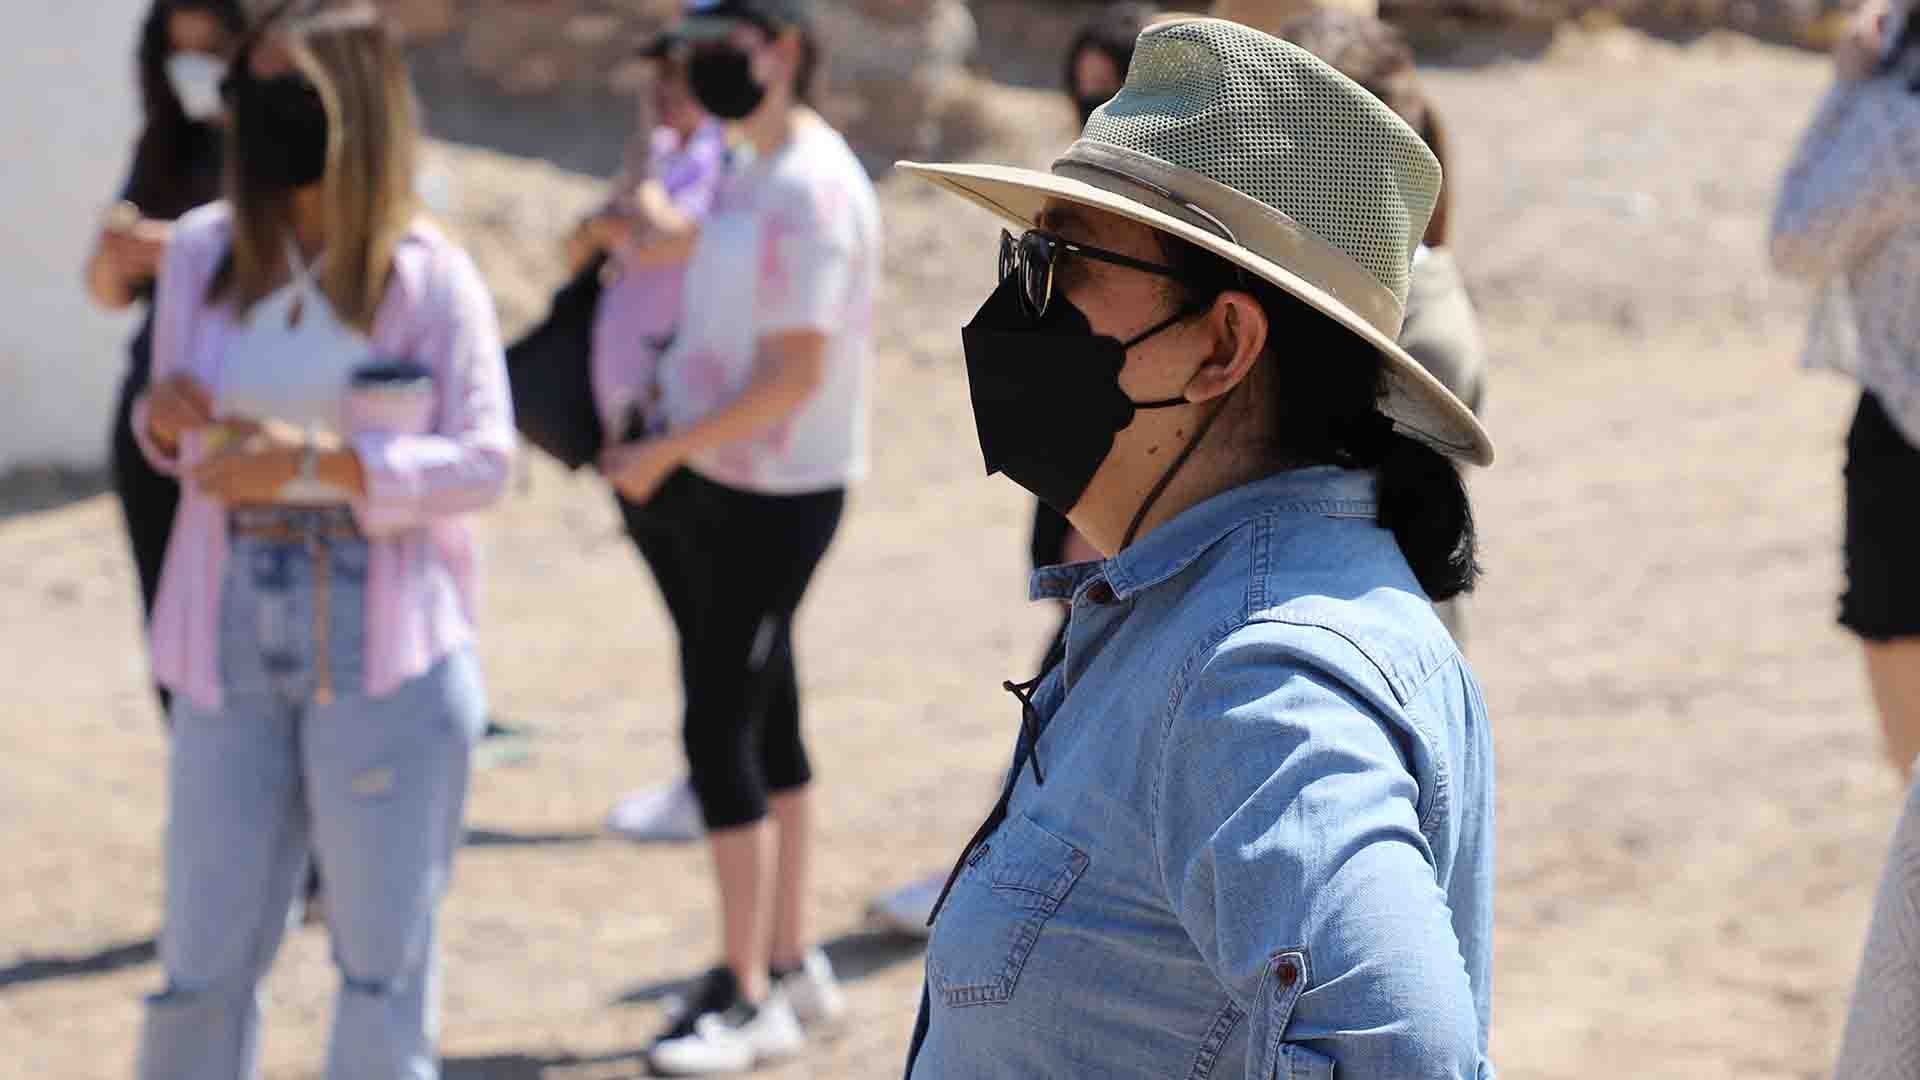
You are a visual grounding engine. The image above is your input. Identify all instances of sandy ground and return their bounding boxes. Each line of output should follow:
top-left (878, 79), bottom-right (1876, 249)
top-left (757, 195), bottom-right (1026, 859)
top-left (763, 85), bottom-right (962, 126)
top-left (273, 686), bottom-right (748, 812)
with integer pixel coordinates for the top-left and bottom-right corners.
top-left (0, 23), bottom-right (1901, 1080)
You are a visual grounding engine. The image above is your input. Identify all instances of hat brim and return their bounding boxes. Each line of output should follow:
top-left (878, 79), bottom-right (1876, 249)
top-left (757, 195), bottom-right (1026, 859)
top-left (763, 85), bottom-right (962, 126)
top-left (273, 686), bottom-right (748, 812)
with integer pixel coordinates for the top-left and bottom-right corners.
top-left (895, 159), bottom-right (1495, 467)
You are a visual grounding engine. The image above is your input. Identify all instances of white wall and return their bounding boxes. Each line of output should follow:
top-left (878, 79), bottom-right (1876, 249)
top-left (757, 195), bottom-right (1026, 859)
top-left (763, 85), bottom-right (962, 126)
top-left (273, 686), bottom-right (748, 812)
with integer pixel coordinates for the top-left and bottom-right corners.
top-left (0, 1), bottom-right (148, 470)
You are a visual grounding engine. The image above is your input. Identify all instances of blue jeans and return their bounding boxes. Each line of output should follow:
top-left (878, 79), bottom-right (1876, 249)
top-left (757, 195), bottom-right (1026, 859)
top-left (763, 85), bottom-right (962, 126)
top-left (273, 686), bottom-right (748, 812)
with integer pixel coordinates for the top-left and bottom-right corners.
top-left (140, 513), bottom-right (486, 1080)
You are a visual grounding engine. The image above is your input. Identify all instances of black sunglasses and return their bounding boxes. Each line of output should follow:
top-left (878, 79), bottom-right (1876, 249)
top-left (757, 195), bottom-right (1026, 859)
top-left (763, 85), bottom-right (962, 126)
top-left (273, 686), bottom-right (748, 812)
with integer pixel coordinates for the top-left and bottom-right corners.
top-left (998, 228), bottom-right (1190, 320)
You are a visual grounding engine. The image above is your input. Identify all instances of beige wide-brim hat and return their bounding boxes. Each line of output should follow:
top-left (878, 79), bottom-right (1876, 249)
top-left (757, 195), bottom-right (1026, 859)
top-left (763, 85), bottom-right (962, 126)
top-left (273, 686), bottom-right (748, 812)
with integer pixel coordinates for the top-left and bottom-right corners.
top-left (899, 16), bottom-right (1494, 466)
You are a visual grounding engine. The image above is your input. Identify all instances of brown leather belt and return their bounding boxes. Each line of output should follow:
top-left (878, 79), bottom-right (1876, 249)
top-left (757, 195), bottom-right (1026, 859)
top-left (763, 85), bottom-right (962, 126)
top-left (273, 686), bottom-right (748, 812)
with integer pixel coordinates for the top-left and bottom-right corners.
top-left (229, 507), bottom-right (362, 705)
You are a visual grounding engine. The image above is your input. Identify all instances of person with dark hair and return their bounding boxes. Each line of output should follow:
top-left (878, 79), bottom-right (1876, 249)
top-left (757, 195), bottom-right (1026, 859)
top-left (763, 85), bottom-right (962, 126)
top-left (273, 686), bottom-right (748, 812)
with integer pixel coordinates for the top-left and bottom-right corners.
top-left (1772, 0), bottom-right (1920, 781)
top-left (1279, 7), bottom-right (1490, 642)
top-left (898, 17), bottom-right (1493, 1077)
top-left (86, 0), bottom-right (247, 717)
top-left (599, 1), bottom-right (881, 1072)
top-left (1063, 1), bottom-right (1159, 125)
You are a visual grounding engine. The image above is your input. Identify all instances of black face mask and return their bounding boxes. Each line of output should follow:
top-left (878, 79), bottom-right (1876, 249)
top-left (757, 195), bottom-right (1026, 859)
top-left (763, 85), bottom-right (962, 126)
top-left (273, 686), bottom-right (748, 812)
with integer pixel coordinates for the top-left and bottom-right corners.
top-left (688, 43), bottom-right (767, 120)
top-left (228, 55), bottom-right (330, 192)
top-left (961, 274), bottom-right (1196, 516)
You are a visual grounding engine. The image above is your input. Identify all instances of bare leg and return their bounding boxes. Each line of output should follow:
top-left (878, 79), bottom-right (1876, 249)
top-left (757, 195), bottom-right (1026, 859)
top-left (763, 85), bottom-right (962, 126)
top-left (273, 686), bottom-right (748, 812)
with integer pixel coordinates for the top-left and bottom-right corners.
top-left (768, 787), bottom-right (812, 972)
top-left (709, 819), bottom-right (774, 1002)
top-left (1865, 638), bottom-right (1920, 782)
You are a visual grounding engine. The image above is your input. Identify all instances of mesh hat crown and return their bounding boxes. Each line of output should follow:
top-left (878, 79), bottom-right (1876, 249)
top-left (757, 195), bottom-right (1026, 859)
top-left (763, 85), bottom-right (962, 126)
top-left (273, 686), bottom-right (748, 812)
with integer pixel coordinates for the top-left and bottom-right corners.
top-left (1084, 18), bottom-right (1439, 308)
top-left (898, 17), bottom-right (1493, 465)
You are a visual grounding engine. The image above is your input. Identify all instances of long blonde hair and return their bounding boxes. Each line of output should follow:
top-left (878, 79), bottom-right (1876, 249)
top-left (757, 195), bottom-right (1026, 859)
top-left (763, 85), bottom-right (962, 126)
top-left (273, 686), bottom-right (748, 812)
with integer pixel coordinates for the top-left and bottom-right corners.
top-left (214, 0), bottom-right (418, 333)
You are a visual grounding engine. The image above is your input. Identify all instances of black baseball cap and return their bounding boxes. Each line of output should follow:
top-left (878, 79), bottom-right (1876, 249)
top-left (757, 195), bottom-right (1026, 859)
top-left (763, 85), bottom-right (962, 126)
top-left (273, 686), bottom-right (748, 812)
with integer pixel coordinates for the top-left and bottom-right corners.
top-left (676, 0), bottom-right (813, 41)
top-left (637, 29), bottom-right (684, 60)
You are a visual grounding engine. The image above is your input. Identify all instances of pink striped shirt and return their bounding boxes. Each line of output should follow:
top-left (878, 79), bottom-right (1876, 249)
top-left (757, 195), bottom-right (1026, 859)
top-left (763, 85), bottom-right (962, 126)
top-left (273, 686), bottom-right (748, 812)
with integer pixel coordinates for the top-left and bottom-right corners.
top-left (135, 203), bottom-right (516, 711)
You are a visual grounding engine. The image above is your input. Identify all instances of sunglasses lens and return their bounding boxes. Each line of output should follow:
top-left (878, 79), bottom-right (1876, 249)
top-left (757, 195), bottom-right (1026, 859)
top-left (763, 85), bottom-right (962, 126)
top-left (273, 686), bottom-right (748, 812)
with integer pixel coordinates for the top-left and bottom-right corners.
top-left (998, 230), bottom-right (1018, 288)
top-left (1019, 232), bottom-right (1051, 318)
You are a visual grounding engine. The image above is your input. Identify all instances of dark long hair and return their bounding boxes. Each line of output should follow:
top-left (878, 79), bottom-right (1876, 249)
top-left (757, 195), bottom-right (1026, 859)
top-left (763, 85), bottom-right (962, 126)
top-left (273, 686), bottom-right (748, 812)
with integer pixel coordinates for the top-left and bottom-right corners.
top-left (128, 0), bottom-right (247, 218)
top-left (1162, 235), bottom-right (1481, 601)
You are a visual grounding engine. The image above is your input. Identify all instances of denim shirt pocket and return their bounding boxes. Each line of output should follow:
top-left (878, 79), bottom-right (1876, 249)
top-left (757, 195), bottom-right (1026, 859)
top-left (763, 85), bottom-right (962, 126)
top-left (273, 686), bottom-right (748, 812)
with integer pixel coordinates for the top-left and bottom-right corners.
top-left (927, 814), bottom-right (1089, 1008)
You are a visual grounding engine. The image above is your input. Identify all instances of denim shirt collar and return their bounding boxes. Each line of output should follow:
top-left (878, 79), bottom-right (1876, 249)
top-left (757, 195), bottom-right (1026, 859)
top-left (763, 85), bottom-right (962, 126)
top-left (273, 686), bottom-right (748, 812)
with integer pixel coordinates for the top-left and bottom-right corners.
top-left (1029, 467), bottom-right (1379, 604)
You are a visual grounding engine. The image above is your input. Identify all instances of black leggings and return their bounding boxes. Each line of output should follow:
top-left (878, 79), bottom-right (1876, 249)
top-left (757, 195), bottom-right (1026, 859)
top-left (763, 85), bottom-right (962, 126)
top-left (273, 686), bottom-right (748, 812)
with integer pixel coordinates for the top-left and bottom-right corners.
top-left (619, 469), bottom-right (844, 830)
top-left (111, 319), bottom-right (180, 717)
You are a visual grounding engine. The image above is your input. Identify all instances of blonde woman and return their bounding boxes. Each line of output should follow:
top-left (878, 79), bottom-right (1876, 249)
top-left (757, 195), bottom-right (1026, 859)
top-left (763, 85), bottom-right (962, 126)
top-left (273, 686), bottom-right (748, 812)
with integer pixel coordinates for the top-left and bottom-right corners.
top-left (132, 2), bottom-right (513, 1076)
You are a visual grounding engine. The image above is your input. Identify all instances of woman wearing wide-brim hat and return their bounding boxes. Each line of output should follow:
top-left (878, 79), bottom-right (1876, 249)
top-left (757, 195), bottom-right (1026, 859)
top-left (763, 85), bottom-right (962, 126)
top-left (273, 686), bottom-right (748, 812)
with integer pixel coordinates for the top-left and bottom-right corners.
top-left (896, 17), bottom-right (1495, 1077)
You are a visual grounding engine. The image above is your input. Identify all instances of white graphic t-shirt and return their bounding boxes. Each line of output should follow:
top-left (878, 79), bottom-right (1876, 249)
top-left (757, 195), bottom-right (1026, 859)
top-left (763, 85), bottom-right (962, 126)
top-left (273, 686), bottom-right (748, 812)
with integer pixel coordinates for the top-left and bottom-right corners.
top-left (658, 117), bottom-right (881, 494)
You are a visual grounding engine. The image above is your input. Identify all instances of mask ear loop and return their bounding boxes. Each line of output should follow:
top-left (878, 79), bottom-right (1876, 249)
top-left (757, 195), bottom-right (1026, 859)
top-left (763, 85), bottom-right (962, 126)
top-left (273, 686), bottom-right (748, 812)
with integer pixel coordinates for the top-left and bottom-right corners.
top-left (1116, 300), bottom-right (1229, 549)
top-left (1121, 395), bottom-right (1228, 551)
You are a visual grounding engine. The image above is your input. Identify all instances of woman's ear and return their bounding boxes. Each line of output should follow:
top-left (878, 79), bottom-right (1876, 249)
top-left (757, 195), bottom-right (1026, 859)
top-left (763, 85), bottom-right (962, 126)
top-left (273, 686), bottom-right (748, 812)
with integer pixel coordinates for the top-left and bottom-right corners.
top-left (1183, 290), bottom-right (1268, 403)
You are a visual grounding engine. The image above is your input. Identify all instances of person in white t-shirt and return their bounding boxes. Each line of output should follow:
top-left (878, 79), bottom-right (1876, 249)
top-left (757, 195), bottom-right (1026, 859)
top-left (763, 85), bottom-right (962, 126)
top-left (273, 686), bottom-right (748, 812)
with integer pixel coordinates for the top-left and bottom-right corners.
top-left (598, 1), bottom-right (881, 1073)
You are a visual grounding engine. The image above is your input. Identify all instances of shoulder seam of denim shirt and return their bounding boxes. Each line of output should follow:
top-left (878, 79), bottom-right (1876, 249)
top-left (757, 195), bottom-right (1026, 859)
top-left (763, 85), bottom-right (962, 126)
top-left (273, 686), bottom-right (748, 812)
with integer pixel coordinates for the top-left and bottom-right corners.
top-left (1241, 614), bottom-right (1461, 841)
top-left (1158, 616), bottom-right (1453, 852)
top-left (1244, 612), bottom-right (1459, 708)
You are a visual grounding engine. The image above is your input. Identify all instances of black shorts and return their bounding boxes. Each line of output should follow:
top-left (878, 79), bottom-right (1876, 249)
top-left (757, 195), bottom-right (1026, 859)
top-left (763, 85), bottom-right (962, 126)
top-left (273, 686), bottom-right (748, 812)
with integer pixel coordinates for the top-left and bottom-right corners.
top-left (1842, 391), bottom-right (1920, 641)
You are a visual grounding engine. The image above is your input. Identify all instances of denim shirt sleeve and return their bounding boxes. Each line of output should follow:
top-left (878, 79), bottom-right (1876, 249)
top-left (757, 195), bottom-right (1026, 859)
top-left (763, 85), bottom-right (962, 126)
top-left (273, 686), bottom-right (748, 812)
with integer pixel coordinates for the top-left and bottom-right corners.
top-left (1153, 620), bottom-right (1484, 1079)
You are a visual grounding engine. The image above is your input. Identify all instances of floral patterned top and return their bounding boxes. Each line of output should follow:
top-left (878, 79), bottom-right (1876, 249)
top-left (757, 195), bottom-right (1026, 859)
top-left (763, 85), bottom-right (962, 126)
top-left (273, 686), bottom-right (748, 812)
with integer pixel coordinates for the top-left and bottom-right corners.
top-left (657, 117), bottom-right (882, 494)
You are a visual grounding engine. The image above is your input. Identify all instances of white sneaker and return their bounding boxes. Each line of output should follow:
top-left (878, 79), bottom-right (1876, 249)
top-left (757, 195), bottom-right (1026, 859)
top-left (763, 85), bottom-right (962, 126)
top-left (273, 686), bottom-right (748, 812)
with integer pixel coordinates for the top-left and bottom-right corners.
top-left (648, 989), bottom-right (804, 1076)
top-left (867, 872), bottom-right (943, 940)
top-left (775, 947), bottom-right (847, 1030)
top-left (607, 778), bottom-right (706, 844)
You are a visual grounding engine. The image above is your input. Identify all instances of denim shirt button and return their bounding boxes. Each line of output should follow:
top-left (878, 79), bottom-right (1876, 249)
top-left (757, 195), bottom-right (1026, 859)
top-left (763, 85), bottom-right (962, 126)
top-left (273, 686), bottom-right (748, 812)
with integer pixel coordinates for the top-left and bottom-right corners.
top-left (1277, 958), bottom-right (1299, 988)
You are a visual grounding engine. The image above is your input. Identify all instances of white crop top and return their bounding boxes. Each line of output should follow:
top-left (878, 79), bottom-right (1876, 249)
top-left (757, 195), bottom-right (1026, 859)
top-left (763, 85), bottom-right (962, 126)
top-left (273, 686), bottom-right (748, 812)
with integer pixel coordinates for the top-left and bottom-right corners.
top-left (216, 247), bottom-right (373, 502)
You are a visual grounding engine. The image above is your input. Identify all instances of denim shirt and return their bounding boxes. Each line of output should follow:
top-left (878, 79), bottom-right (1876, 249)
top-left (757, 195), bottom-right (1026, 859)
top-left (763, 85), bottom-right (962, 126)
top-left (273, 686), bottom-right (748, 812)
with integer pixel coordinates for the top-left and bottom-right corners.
top-left (907, 467), bottom-right (1495, 1079)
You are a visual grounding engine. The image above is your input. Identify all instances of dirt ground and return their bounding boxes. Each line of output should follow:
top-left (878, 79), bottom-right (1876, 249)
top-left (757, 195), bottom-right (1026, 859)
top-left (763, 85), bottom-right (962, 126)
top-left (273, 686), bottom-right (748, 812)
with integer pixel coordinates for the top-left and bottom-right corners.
top-left (0, 22), bottom-right (1900, 1080)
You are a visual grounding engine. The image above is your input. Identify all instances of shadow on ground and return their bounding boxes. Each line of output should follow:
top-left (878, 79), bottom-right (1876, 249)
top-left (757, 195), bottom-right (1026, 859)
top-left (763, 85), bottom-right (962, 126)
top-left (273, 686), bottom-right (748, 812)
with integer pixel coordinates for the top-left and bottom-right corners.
top-left (465, 828), bottom-right (602, 848)
top-left (443, 1048), bottom-right (646, 1079)
top-left (613, 929), bottom-right (927, 1008)
top-left (0, 937), bottom-right (156, 993)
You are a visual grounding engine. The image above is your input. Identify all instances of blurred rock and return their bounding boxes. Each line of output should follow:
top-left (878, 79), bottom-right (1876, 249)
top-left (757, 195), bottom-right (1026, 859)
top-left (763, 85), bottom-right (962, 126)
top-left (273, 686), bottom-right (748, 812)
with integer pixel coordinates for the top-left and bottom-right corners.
top-left (815, 0), bottom-right (978, 169)
top-left (1213, 0), bottom-right (1380, 34)
top-left (378, 0), bottom-right (456, 42)
top-left (1378, 0), bottom-right (1846, 43)
top-left (388, 0), bottom-right (1845, 182)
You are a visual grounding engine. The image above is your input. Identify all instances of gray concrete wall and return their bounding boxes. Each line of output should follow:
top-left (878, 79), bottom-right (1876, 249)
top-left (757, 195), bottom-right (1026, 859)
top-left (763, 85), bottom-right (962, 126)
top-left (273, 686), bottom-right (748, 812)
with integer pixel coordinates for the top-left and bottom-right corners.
top-left (1, 1), bottom-right (145, 469)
